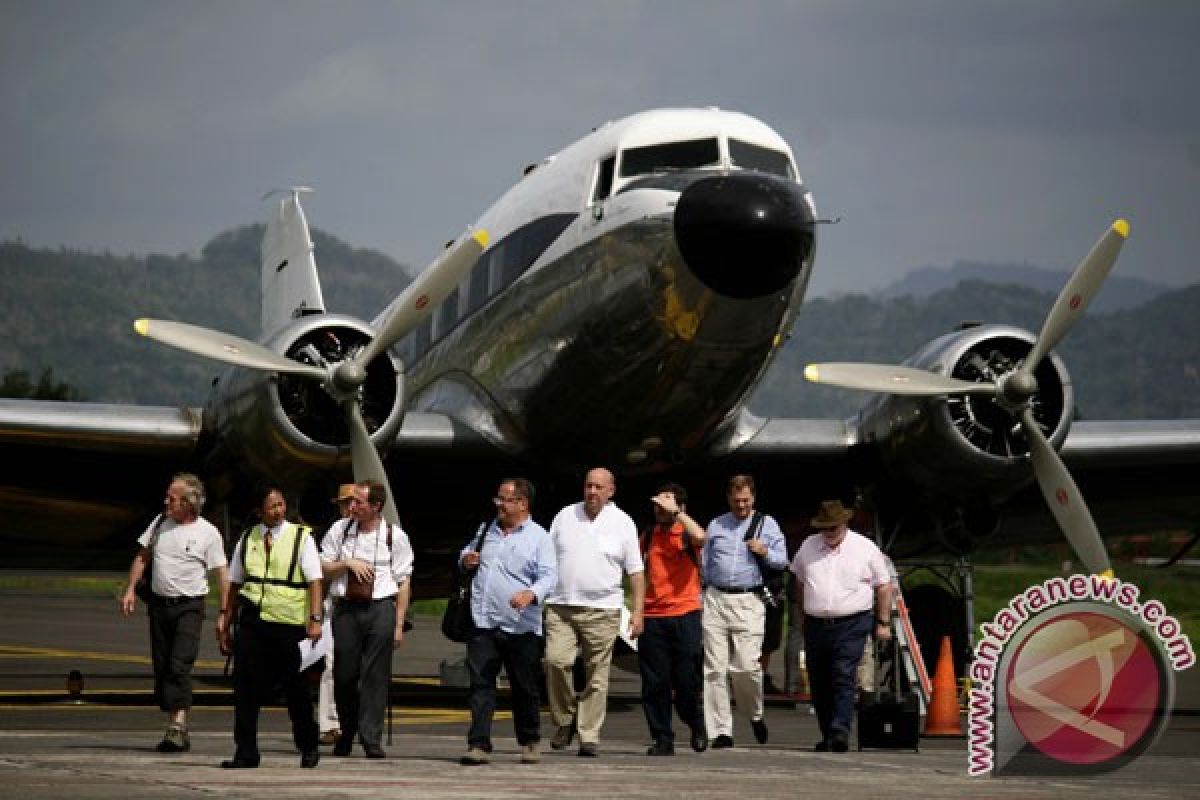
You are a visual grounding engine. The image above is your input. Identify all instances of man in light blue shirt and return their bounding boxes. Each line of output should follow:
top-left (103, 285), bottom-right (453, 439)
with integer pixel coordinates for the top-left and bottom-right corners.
top-left (700, 474), bottom-right (788, 749)
top-left (458, 478), bottom-right (557, 765)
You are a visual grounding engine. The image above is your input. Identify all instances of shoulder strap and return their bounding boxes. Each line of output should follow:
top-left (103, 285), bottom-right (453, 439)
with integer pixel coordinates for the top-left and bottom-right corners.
top-left (472, 521), bottom-right (488, 550)
top-left (145, 513), bottom-right (166, 557)
top-left (742, 511), bottom-right (765, 541)
top-left (286, 524), bottom-right (310, 584)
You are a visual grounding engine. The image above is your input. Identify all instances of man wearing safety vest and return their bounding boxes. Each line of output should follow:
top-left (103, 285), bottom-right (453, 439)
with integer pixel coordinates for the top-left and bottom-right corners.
top-left (218, 486), bottom-right (325, 769)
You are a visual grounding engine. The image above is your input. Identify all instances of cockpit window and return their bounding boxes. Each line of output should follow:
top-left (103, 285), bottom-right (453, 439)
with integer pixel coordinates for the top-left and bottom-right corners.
top-left (619, 137), bottom-right (720, 178)
top-left (729, 139), bottom-right (794, 179)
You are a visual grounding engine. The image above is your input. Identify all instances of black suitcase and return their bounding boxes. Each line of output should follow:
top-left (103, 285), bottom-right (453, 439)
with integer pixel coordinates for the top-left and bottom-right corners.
top-left (857, 635), bottom-right (920, 751)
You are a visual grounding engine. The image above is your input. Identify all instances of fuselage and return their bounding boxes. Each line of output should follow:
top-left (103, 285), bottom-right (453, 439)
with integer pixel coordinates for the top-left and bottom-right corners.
top-left (394, 108), bottom-right (817, 472)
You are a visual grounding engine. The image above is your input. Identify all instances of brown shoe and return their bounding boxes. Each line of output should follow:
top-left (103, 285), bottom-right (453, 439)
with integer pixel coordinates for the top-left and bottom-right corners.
top-left (320, 729), bottom-right (341, 745)
top-left (460, 747), bottom-right (490, 765)
top-left (520, 743), bottom-right (541, 764)
top-left (156, 725), bottom-right (190, 753)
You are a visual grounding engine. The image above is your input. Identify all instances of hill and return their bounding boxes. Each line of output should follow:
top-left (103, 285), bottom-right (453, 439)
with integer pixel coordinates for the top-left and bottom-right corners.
top-left (0, 228), bottom-right (411, 405)
top-left (750, 280), bottom-right (1200, 419)
top-left (876, 260), bottom-right (1169, 312)
top-left (2, 233), bottom-right (1197, 421)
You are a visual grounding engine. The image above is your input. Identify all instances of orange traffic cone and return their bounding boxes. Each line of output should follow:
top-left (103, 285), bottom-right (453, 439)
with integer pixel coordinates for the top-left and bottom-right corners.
top-left (923, 635), bottom-right (963, 736)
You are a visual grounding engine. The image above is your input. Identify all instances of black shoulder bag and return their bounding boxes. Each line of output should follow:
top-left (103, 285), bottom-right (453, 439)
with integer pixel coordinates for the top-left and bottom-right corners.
top-left (133, 514), bottom-right (168, 604)
top-left (743, 512), bottom-right (787, 609)
top-left (441, 522), bottom-right (489, 643)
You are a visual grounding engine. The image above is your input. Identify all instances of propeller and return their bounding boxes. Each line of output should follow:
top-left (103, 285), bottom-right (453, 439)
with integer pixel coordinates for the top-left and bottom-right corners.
top-left (134, 222), bottom-right (489, 525)
top-left (804, 220), bottom-right (1128, 576)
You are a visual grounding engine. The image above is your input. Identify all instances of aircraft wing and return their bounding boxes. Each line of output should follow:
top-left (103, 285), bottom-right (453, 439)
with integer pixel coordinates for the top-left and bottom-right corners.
top-left (720, 411), bottom-right (1200, 554)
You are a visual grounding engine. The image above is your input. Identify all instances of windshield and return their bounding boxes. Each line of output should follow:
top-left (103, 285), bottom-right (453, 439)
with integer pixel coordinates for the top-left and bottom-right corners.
top-left (729, 139), bottom-right (794, 179)
top-left (619, 137), bottom-right (720, 178)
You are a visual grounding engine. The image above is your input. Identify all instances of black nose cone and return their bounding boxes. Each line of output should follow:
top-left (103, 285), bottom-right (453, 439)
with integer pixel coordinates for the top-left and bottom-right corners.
top-left (674, 173), bottom-right (814, 299)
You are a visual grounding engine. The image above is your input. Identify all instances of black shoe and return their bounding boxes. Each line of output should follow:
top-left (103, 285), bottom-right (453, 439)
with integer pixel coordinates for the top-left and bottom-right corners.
top-left (577, 742), bottom-right (598, 757)
top-left (332, 735), bottom-right (353, 757)
top-left (300, 749), bottom-right (319, 768)
top-left (550, 722), bottom-right (576, 750)
top-left (646, 741), bottom-right (675, 756)
top-left (813, 740), bottom-right (830, 753)
top-left (751, 717), bottom-right (768, 745)
top-left (763, 673), bottom-right (783, 695)
top-left (156, 726), bottom-right (190, 753)
top-left (363, 743), bottom-right (386, 759)
top-left (690, 727), bottom-right (708, 753)
top-left (711, 734), bottom-right (734, 749)
top-left (221, 756), bottom-right (260, 769)
top-left (831, 731), bottom-right (849, 753)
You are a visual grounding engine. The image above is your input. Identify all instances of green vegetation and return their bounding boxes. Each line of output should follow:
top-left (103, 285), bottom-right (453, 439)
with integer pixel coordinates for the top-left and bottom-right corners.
top-left (969, 563), bottom-right (1200, 642)
top-left (1, 232), bottom-right (1196, 417)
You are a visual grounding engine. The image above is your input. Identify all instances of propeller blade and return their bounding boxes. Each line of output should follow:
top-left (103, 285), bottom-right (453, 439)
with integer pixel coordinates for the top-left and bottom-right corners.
top-left (1021, 408), bottom-right (1113, 577)
top-left (803, 363), bottom-right (996, 397)
top-left (357, 230), bottom-right (489, 367)
top-left (1024, 219), bottom-right (1129, 372)
top-left (343, 399), bottom-right (400, 525)
top-left (134, 318), bottom-right (326, 380)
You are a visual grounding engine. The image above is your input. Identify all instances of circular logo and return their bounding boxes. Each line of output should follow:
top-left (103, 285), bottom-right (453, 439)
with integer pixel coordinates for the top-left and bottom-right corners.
top-left (1005, 608), bottom-right (1168, 769)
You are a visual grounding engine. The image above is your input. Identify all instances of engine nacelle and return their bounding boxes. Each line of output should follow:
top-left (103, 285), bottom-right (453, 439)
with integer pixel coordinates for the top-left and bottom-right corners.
top-left (857, 324), bottom-right (1074, 503)
top-left (203, 314), bottom-right (404, 488)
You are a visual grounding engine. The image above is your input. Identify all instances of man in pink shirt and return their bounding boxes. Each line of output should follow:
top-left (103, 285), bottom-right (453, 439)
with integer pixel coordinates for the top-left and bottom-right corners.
top-left (789, 500), bottom-right (893, 753)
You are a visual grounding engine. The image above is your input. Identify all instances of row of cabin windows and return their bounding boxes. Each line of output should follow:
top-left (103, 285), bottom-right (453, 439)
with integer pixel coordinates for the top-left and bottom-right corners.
top-left (399, 213), bottom-right (577, 365)
top-left (592, 136), bottom-right (794, 204)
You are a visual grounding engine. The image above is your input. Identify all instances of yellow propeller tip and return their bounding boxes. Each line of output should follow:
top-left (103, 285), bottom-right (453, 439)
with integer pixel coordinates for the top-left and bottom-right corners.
top-left (804, 364), bottom-right (820, 383)
top-left (472, 229), bottom-right (489, 248)
top-left (1112, 219), bottom-right (1130, 238)
top-left (133, 319), bottom-right (149, 336)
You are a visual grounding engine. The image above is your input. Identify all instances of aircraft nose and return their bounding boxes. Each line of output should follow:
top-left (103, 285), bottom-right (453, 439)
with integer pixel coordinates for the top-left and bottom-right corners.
top-left (674, 173), bottom-right (814, 298)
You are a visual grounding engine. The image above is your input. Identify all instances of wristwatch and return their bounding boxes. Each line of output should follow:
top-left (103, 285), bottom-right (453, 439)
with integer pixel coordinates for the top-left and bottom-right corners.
top-left (309, 613), bottom-right (324, 624)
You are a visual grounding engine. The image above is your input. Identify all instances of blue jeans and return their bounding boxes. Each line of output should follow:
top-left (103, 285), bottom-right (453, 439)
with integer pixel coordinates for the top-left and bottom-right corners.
top-left (466, 628), bottom-right (543, 748)
top-left (805, 611), bottom-right (873, 740)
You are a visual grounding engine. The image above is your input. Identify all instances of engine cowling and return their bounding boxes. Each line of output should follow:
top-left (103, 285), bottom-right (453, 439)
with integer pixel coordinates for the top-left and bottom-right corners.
top-left (203, 314), bottom-right (405, 486)
top-left (857, 323), bottom-right (1074, 503)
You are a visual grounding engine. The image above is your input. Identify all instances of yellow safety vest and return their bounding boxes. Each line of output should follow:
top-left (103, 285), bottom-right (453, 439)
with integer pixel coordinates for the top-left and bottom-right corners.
top-left (238, 522), bottom-right (313, 626)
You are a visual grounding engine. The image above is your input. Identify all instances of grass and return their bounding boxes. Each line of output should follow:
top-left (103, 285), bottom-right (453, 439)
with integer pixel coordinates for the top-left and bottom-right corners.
top-left (942, 563), bottom-right (1200, 643)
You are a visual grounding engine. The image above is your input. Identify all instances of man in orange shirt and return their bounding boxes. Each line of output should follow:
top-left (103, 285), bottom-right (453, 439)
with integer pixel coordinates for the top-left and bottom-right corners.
top-left (639, 482), bottom-right (708, 755)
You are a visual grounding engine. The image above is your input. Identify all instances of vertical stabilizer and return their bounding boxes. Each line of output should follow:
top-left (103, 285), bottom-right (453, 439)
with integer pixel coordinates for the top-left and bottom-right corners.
top-left (260, 188), bottom-right (326, 334)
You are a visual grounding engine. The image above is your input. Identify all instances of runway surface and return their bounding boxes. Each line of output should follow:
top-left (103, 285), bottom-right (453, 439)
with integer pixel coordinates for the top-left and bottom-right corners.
top-left (1, 575), bottom-right (1197, 798)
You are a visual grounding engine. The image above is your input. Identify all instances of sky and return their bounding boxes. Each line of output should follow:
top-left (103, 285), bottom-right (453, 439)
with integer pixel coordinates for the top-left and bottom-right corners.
top-left (2, 1), bottom-right (1198, 296)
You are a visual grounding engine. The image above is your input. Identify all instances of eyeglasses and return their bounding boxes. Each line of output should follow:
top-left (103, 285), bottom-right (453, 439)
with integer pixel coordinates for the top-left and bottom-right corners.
top-left (493, 495), bottom-right (522, 505)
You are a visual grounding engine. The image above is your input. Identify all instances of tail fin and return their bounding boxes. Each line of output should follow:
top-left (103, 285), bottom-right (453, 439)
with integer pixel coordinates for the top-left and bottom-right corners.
top-left (260, 187), bottom-right (325, 334)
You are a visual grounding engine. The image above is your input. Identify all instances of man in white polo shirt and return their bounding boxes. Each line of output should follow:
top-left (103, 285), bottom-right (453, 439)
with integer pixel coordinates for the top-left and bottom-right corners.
top-left (544, 467), bottom-right (644, 758)
top-left (790, 499), bottom-right (893, 754)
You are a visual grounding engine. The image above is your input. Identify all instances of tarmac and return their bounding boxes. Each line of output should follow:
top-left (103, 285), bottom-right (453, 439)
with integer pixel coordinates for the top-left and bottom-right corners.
top-left (1, 574), bottom-right (1198, 799)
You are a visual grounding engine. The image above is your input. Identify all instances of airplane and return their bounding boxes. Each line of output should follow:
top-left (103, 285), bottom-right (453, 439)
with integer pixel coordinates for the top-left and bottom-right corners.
top-left (2, 107), bottom-right (1199, 654)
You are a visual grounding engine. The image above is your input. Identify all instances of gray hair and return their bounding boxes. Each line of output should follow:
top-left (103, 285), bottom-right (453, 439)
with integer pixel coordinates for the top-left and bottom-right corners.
top-left (172, 472), bottom-right (206, 514)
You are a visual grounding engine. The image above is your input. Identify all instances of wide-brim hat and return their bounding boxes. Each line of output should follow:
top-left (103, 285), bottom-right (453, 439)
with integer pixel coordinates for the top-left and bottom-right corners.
top-left (810, 499), bottom-right (854, 529)
top-left (331, 483), bottom-right (356, 503)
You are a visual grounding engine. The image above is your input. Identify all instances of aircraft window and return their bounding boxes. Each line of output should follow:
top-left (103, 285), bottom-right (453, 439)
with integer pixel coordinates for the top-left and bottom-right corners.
top-left (619, 137), bottom-right (720, 177)
top-left (466, 255), bottom-right (490, 315)
top-left (414, 316), bottom-right (432, 358)
top-left (592, 156), bottom-right (615, 203)
top-left (729, 139), bottom-right (794, 179)
top-left (437, 286), bottom-right (460, 338)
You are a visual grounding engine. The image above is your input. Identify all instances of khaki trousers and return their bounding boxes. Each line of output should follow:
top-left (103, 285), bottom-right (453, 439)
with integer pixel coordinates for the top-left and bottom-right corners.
top-left (544, 604), bottom-right (621, 745)
top-left (702, 587), bottom-right (765, 738)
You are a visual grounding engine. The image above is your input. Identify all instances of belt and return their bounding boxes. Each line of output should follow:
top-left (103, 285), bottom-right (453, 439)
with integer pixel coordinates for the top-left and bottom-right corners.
top-left (334, 595), bottom-right (395, 606)
top-left (805, 610), bottom-right (871, 626)
top-left (155, 594), bottom-right (205, 607)
top-left (710, 585), bottom-right (763, 594)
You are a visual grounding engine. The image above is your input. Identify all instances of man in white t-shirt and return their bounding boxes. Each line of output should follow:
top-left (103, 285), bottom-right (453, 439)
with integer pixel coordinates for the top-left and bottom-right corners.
top-left (544, 467), bottom-right (644, 757)
top-left (120, 473), bottom-right (229, 754)
top-left (790, 499), bottom-right (893, 753)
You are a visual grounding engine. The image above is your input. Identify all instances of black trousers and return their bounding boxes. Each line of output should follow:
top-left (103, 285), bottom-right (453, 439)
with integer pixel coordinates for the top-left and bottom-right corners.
top-left (805, 612), bottom-right (873, 740)
top-left (232, 608), bottom-right (318, 760)
top-left (638, 611), bottom-right (704, 745)
top-left (466, 627), bottom-right (543, 748)
top-left (148, 597), bottom-right (205, 713)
